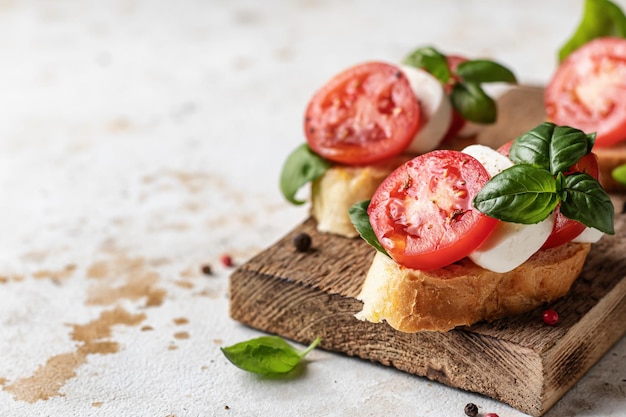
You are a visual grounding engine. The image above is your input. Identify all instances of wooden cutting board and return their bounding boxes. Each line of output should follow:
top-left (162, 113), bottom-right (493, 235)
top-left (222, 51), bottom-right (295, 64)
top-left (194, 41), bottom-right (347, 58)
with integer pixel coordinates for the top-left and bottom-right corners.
top-left (228, 86), bottom-right (626, 417)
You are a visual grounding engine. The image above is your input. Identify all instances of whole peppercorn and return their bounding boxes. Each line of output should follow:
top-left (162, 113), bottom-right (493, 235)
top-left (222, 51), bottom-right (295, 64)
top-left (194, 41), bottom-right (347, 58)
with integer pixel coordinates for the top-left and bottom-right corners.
top-left (292, 232), bottom-right (312, 252)
top-left (464, 403), bottom-right (478, 417)
top-left (542, 309), bottom-right (559, 326)
top-left (220, 254), bottom-right (234, 268)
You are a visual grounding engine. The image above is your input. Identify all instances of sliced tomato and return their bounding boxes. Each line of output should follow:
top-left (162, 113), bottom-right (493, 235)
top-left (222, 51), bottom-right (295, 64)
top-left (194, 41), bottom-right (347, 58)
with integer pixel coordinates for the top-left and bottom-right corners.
top-left (368, 150), bottom-right (498, 270)
top-left (304, 62), bottom-right (421, 165)
top-left (542, 152), bottom-right (600, 249)
top-left (545, 37), bottom-right (626, 148)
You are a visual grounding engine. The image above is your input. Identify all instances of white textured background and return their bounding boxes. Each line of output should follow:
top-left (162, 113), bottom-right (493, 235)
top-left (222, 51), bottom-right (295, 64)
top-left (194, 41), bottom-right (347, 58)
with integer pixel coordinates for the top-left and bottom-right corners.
top-left (0, 1), bottom-right (625, 416)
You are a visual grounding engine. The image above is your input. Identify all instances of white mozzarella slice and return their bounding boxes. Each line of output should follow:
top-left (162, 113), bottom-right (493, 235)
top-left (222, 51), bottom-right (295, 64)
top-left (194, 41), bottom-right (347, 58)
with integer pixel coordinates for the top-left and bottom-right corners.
top-left (461, 144), bottom-right (512, 176)
top-left (462, 144), bottom-right (555, 273)
top-left (469, 215), bottom-right (556, 273)
top-left (400, 65), bottom-right (452, 154)
top-left (572, 227), bottom-right (604, 243)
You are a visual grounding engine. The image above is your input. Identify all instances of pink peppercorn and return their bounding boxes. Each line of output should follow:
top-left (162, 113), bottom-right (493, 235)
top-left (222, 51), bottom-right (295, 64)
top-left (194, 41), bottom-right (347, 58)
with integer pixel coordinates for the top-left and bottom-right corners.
top-left (220, 254), bottom-right (233, 268)
top-left (485, 413), bottom-right (499, 417)
top-left (542, 309), bottom-right (559, 325)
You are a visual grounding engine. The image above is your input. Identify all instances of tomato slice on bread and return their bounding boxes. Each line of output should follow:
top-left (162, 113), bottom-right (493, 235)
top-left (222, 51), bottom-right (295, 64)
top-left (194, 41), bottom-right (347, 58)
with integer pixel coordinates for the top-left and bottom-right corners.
top-left (368, 150), bottom-right (497, 270)
top-left (545, 37), bottom-right (626, 148)
top-left (304, 62), bottom-right (421, 165)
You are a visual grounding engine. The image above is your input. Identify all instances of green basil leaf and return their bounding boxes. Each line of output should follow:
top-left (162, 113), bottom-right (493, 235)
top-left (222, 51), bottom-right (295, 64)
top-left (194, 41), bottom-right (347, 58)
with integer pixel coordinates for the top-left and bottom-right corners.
top-left (509, 122), bottom-right (594, 174)
top-left (280, 143), bottom-right (331, 205)
top-left (559, 173), bottom-right (615, 235)
top-left (549, 125), bottom-right (595, 174)
top-left (450, 82), bottom-right (496, 124)
top-left (456, 59), bottom-right (517, 84)
top-left (349, 200), bottom-right (389, 257)
top-left (559, 0), bottom-right (626, 62)
top-left (509, 122), bottom-right (554, 170)
top-left (221, 336), bottom-right (321, 376)
top-left (473, 164), bottom-right (559, 224)
top-left (403, 46), bottom-right (451, 84)
top-left (612, 163), bottom-right (626, 185)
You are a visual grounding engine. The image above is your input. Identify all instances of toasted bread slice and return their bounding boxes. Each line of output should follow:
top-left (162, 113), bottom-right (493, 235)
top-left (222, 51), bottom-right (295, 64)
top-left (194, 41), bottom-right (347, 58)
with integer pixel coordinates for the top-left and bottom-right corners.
top-left (310, 155), bottom-right (411, 238)
top-left (356, 242), bottom-right (591, 332)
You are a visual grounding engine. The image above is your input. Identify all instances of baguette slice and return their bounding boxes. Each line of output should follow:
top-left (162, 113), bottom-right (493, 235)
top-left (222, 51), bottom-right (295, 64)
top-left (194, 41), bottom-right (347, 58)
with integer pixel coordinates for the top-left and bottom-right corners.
top-left (311, 155), bottom-right (411, 238)
top-left (356, 242), bottom-right (591, 332)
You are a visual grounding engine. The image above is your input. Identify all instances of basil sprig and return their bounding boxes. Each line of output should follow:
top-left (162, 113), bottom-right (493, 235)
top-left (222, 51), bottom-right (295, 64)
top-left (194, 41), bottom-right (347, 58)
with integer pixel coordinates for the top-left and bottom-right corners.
top-left (280, 143), bottom-right (331, 205)
top-left (348, 200), bottom-right (389, 257)
top-left (559, 0), bottom-right (626, 62)
top-left (613, 164), bottom-right (626, 185)
top-left (403, 46), bottom-right (516, 124)
top-left (221, 336), bottom-right (321, 377)
top-left (474, 122), bottom-right (615, 235)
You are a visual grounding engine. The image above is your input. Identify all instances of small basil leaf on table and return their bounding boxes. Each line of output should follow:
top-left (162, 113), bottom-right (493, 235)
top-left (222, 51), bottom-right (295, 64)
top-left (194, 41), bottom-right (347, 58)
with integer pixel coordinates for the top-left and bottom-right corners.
top-left (349, 200), bottom-right (389, 257)
top-left (559, 0), bottom-right (626, 62)
top-left (473, 164), bottom-right (560, 224)
top-left (559, 173), bottom-right (616, 235)
top-left (221, 336), bottom-right (321, 377)
top-left (450, 82), bottom-right (496, 124)
top-left (403, 46), bottom-right (451, 84)
top-left (455, 59), bottom-right (517, 84)
top-left (280, 144), bottom-right (331, 205)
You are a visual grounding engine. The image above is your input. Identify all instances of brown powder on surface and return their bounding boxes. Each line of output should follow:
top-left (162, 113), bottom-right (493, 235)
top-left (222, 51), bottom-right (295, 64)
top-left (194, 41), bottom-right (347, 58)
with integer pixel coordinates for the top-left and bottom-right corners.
top-left (32, 264), bottom-right (76, 281)
top-left (174, 280), bottom-right (194, 289)
top-left (173, 317), bottom-right (189, 325)
top-left (173, 331), bottom-right (190, 340)
top-left (86, 255), bottom-right (166, 307)
top-left (2, 307), bottom-right (145, 403)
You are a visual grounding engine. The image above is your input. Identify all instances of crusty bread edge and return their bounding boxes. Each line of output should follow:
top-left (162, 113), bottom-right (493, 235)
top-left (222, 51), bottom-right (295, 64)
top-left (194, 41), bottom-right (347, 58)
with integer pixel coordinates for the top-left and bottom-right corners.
top-left (356, 242), bottom-right (592, 333)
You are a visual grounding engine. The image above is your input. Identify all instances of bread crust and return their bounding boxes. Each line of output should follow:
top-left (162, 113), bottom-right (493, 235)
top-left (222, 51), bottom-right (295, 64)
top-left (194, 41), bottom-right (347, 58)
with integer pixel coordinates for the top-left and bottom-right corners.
top-left (356, 242), bottom-right (591, 332)
top-left (311, 155), bottom-right (411, 237)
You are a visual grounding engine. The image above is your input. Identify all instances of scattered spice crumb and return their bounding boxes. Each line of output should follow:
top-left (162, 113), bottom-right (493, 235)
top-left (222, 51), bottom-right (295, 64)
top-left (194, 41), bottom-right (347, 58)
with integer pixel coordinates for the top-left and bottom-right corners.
top-left (292, 232), bottom-right (312, 252)
top-left (464, 403), bottom-right (478, 417)
top-left (220, 254), bottom-right (233, 267)
top-left (140, 325), bottom-right (154, 331)
top-left (173, 317), bottom-right (189, 325)
top-left (224, 405), bottom-right (230, 410)
top-left (201, 264), bottom-right (213, 275)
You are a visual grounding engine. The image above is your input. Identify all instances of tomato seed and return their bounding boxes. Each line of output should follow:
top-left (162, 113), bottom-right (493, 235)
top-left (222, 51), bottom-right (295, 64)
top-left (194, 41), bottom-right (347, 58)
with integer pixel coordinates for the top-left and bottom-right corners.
top-left (220, 254), bottom-right (233, 268)
top-left (542, 309), bottom-right (559, 325)
top-left (292, 232), bottom-right (312, 252)
top-left (464, 403), bottom-right (478, 417)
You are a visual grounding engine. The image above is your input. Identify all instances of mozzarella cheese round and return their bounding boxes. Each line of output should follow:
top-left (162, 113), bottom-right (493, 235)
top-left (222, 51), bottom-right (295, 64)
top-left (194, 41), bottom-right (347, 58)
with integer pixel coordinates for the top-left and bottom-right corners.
top-left (572, 226), bottom-right (604, 243)
top-left (462, 144), bottom-right (555, 273)
top-left (400, 65), bottom-right (452, 154)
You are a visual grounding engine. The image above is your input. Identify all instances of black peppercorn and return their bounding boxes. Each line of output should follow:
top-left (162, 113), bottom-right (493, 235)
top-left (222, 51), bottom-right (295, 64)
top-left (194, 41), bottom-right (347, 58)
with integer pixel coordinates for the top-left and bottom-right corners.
top-left (464, 403), bottom-right (478, 417)
top-left (292, 232), bottom-right (312, 252)
top-left (201, 264), bottom-right (213, 275)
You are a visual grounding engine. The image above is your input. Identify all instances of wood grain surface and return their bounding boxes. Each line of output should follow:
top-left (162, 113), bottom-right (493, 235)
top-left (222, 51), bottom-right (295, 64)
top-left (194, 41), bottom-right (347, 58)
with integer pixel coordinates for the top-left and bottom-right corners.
top-left (228, 87), bottom-right (626, 416)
